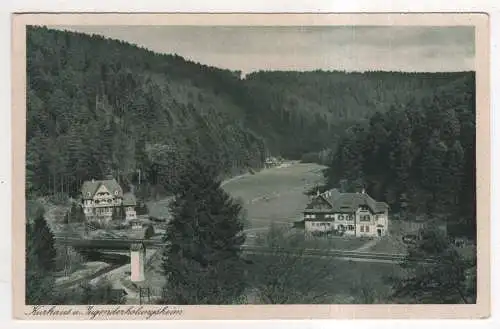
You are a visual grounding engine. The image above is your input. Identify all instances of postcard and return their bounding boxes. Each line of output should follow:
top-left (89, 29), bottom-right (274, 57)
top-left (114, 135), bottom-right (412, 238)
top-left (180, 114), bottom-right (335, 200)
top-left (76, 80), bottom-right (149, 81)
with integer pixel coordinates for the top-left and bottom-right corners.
top-left (12, 13), bottom-right (490, 320)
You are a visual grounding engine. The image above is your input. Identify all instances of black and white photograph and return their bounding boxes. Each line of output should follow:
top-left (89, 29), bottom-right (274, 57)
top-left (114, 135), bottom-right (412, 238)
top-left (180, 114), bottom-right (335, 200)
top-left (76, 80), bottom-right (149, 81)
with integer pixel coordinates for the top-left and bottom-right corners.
top-left (13, 13), bottom-right (490, 320)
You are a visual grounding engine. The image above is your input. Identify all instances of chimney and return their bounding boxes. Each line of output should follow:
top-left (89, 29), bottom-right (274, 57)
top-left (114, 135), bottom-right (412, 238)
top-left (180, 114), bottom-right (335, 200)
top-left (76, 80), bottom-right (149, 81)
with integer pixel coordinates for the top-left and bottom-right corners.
top-left (361, 188), bottom-right (366, 194)
top-left (92, 178), bottom-right (95, 183)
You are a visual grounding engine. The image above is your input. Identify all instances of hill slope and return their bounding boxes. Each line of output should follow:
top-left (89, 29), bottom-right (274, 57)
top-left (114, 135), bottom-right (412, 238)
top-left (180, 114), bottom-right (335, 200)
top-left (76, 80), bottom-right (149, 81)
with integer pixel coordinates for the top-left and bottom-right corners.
top-left (26, 26), bottom-right (474, 200)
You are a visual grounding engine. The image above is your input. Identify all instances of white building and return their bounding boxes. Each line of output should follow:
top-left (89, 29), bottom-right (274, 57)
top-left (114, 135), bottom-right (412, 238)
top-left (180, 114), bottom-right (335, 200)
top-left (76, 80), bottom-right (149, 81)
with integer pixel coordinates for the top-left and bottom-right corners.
top-left (303, 188), bottom-right (389, 237)
top-left (81, 177), bottom-right (137, 224)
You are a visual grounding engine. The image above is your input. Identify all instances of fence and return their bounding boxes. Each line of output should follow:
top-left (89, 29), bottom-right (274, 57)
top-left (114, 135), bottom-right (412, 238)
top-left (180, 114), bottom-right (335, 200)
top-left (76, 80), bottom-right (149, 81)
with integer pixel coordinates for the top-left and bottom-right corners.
top-left (138, 287), bottom-right (169, 304)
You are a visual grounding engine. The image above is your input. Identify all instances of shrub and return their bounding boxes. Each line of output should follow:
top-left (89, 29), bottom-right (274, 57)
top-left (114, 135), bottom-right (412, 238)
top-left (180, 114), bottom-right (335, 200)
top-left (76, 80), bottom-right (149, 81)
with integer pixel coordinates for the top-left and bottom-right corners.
top-left (300, 152), bottom-right (319, 164)
top-left (48, 192), bottom-right (70, 205)
top-left (144, 224), bottom-right (155, 239)
top-left (136, 202), bottom-right (149, 216)
top-left (87, 220), bottom-right (103, 230)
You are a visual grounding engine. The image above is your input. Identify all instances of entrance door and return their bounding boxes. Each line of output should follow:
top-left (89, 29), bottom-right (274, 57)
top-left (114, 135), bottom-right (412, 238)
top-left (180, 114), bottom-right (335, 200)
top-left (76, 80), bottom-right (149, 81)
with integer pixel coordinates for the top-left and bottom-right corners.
top-left (377, 229), bottom-right (382, 237)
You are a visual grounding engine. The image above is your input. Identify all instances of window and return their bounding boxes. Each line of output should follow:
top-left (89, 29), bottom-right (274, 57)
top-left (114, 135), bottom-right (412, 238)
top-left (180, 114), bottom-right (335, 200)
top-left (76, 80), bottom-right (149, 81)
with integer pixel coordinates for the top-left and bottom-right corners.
top-left (86, 192), bottom-right (90, 197)
top-left (348, 225), bottom-right (355, 231)
top-left (360, 226), bottom-right (364, 232)
top-left (365, 226), bottom-right (370, 232)
top-left (115, 191), bottom-right (119, 195)
top-left (347, 215), bottom-right (353, 221)
top-left (339, 215), bottom-right (344, 220)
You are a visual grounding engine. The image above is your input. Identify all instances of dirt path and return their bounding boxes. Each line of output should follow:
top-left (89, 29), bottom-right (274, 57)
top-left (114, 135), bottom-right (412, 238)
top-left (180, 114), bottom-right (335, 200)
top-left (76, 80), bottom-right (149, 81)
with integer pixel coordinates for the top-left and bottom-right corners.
top-left (354, 238), bottom-right (381, 252)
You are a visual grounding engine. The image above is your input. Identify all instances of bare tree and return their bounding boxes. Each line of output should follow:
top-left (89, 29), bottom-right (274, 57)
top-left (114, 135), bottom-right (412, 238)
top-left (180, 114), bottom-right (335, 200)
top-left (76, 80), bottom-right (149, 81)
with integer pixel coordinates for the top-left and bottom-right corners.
top-left (249, 224), bottom-right (337, 304)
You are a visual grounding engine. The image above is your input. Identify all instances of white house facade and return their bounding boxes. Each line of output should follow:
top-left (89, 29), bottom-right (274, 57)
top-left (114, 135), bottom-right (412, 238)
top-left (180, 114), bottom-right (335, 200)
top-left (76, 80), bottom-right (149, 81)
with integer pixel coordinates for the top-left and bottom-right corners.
top-left (303, 189), bottom-right (389, 237)
top-left (81, 177), bottom-right (137, 224)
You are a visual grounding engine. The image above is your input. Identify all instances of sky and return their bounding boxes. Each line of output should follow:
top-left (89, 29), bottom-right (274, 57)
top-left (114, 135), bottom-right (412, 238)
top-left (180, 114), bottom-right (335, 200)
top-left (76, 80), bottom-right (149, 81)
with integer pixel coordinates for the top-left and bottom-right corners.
top-left (55, 25), bottom-right (475, 75)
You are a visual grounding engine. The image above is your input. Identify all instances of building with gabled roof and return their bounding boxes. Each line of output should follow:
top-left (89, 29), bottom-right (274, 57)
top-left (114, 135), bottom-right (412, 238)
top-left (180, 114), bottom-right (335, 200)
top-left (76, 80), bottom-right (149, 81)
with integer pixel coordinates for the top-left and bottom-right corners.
top-left (303, 188), bottom-right (389, 237)
top-left (80, 177), bottom-right (137, 223)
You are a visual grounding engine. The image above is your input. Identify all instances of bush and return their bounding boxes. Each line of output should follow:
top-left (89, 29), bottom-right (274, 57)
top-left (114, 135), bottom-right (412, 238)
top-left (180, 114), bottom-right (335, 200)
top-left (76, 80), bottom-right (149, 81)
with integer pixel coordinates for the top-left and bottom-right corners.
top-left (87, 220), bottom-right (103, 230)
top-left (54, 244), bottom-right (85, 273)
top-left (65, 203), bottom-right (86, 223)
top-left (293, 220), bottom-right (305, 229)
top-left (108, 221), bottom-right (129, 230)
top-left (136, 202), bottom-right (149, 216)
top-left (47, 192), bottom-right (70, 205)
top-left (144, 224), bottom-right (155, 239)
top-left (300, 152), bottom-right (319, 164)
top-left (54, 279), bottom-right (126, 305)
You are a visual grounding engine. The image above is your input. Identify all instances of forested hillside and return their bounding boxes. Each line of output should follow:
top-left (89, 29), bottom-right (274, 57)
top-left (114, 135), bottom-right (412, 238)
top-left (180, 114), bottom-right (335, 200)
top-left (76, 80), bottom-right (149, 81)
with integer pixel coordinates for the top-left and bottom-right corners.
top-left (240, 70), bottom-right (472, 158)
top-left (26, 26), bottom-right (475, 206)
top-left (27, 26), bottom-right (267, 198)
top-left (323, 73), bottom-right (476, 238)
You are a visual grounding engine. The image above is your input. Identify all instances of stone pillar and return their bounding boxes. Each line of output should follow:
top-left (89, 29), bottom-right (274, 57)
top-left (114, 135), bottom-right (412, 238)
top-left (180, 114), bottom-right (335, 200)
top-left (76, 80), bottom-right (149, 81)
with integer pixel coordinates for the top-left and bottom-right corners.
top-left (130, 243), bottom-right (145, 282)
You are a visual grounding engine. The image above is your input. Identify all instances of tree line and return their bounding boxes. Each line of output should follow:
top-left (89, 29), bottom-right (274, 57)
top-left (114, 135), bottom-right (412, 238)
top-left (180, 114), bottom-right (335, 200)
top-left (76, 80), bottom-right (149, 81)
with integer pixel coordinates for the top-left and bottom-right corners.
top-left (27, 26), bottom-right (267, 200)
top-left (27, 26), bottom-right (473, 203)
top-left (323, 73), bottom-right (476, 239)
top-left (27, 155), bottom-right (476, 305)
top-left (26, 26), bottom-right (476, 305)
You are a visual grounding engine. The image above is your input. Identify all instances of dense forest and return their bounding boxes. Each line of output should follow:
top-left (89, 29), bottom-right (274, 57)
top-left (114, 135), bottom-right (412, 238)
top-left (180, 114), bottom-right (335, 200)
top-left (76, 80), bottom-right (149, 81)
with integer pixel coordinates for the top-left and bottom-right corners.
top-left (27, 26), bottom-right (267, 199)
top-left (323, 73), bottom-right (476, 238)
top-left (27, 26), bottom-right (475, 212)
top-left (26, 26), bottom-right (476, 305)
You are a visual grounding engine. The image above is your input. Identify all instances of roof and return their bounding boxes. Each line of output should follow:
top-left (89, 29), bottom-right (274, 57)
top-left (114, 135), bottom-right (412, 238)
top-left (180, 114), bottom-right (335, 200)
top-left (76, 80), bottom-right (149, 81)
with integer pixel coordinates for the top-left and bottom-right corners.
top-left (305, 188), bottom-right (389, 214)
top-left (122, 192), bottom-right (137, 206)
top-left (81, 178), bottom-right (123, 199)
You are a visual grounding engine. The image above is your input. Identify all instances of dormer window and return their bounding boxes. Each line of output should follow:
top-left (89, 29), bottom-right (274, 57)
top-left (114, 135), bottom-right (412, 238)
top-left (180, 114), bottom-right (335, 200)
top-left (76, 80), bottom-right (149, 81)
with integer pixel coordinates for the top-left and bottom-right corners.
top-left (114, 191), bottom-right (119, 196)
top-left (86, 192), bottom-right (90, 197)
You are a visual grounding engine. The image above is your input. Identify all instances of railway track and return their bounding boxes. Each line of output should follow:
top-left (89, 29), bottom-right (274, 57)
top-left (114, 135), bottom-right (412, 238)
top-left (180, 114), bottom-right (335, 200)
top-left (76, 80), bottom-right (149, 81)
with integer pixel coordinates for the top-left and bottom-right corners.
top-left (53, 235), bottom-right (437, 290)
top-left (240, 245), bottom-right (410, 263)
top-left (55, 236), bottom-right (434, 264)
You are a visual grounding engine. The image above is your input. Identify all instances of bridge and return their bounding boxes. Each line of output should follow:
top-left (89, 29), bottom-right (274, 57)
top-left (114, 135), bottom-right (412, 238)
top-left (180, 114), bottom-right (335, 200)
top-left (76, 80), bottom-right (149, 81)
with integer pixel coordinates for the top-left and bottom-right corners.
top-left (54, 235), bottom-right (436, 289)
top-left (55, 236), bottom-right (163, 251)
top-left (55, 236), bottom-right (421, 264)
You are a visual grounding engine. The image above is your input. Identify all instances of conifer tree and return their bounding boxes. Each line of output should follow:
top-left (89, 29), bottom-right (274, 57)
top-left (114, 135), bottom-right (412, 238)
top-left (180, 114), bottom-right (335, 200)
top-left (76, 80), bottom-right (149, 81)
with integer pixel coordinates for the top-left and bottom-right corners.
top-left (443, 141), bottom-right (465, 211)
top-left (161, 157), bottom-right (247, 304)
top-left (26, 209), bottom-right (57, 304)
top-left (388, 111), bottom-right (412, 211)
top-left (420, 134), bottom-right (448, 215)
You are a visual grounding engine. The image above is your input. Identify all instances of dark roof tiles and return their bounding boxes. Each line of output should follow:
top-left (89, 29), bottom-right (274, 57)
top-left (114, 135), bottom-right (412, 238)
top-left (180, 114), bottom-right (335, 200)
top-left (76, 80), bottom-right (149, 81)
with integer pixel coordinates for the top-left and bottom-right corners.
top-left (81, 179), bottom-right (123, 199)
top-left (306, 188), bottom-right (388, 214)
